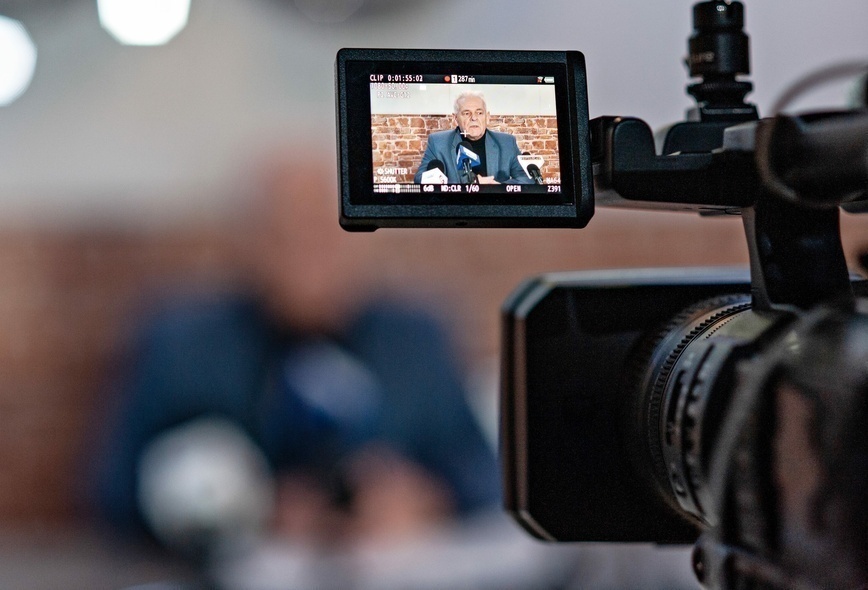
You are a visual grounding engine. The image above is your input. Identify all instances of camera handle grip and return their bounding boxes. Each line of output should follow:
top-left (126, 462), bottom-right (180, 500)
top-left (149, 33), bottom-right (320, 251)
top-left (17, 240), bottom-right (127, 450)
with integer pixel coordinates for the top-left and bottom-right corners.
top-left (742, 197), bottom-right (852, 312)
top-left (755, 112), bottom-right (868, 208)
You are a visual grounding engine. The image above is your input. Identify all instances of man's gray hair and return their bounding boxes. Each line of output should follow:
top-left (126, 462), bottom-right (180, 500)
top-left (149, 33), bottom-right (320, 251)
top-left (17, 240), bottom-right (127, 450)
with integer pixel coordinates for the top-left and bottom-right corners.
top-left (453, 91), bottom-right (487, 114)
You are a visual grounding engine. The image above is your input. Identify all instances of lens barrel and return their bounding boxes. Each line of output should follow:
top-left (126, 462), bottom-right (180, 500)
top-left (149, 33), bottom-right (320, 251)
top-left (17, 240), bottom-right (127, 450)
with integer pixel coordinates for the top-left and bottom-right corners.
top-left (623, 294), bottom-right (780, 525)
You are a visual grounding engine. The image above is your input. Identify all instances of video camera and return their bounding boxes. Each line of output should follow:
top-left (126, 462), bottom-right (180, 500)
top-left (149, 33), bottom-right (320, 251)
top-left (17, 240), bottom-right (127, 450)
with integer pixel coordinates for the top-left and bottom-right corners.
top-left (335, 2), bottom-right (868, 588)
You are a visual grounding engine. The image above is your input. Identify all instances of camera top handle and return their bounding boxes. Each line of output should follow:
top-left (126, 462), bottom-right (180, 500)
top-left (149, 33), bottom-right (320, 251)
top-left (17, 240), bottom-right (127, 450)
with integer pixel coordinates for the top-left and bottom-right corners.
top-left (591, 0), bottom-right (868, 313)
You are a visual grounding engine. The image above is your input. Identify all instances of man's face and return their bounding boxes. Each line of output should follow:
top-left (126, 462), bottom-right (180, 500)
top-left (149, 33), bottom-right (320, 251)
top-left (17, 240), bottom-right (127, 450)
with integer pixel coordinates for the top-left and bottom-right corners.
top-left (454, 96), bottom-right (488, 141)
top-left (241, 149), bottom-right (372, 332)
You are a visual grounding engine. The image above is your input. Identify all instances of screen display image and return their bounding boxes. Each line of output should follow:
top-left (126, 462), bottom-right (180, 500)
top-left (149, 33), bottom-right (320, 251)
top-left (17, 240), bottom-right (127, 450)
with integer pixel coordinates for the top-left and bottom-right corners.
top-left (370, 76), bottom-right (561, 197)
top-left (336, 49), bottom-right (593, 229)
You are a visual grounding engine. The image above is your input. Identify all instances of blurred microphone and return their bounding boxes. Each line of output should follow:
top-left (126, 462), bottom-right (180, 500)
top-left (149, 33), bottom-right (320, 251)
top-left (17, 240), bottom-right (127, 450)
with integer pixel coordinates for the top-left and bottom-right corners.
top-left (518, 153), bottom-right (545, 184)
top-left (420, 159), bottom-right (448, 184)
top-left (456, 142), bottom-right (479, 183)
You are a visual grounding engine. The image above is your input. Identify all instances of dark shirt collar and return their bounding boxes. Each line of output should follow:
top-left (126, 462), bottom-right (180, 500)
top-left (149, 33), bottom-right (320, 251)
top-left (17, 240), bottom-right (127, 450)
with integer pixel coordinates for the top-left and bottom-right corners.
top-left (456, 127), bottom-right (487, 144)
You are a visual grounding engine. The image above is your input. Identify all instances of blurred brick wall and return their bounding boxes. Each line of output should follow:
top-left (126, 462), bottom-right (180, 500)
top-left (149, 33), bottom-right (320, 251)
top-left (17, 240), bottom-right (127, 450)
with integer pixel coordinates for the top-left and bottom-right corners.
top-left (0, 211), bottom-right (866, 525)
top-left (371, 115), bottom-right (559, 183)
top-left (0, 226), bottom-right (238, 525)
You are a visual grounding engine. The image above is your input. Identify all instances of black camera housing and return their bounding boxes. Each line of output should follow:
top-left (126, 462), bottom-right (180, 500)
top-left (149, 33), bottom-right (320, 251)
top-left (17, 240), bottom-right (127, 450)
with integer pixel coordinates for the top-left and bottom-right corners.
top-left (501, 268), bottom-right (868, 543)
top-left (501, 268), bottom-right (751, 542)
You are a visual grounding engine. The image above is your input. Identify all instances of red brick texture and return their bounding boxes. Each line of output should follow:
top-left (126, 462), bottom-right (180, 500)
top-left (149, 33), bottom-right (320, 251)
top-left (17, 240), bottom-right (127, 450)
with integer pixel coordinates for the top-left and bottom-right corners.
top-left (0, 226), bottom-right (238, 525)
top-left (371, 115), bottom-right (560, 183)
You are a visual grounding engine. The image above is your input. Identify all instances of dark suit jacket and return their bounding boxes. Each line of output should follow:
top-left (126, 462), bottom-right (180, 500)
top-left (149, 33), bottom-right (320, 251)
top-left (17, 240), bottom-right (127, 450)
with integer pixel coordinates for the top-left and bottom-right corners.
top-left (414, 128), bottom-right (534, 184)
top-left (88, 294), bottom-right (500, 534)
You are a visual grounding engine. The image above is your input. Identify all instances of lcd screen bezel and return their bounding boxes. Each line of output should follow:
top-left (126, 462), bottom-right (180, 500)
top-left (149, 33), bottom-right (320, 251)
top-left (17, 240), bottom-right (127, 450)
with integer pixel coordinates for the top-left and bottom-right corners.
top-left (336, 48), bottom-right (593, 230)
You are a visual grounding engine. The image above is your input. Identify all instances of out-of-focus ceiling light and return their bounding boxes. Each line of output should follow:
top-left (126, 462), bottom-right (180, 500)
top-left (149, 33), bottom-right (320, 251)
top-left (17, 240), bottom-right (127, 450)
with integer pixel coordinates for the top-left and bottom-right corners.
top-left (0, 15), bottom-right (37, 106)
top-left (98, 0), bottom-right (191, 46)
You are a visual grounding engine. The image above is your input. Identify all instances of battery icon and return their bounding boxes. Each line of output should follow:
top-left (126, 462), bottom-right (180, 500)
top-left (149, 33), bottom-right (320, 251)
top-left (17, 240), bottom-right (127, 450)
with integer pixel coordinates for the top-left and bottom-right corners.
top-left (451, 75), bottom-right (457, 84)
top-left (544, 76), bottom-right (555, 84)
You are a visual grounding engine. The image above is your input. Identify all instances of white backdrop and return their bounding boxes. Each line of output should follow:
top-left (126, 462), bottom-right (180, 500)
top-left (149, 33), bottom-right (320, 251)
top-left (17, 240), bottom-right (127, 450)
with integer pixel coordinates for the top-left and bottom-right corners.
top-left (370, 83), bottom-right (557, 116)
top-left (0, 0), bottom-right (866, 225)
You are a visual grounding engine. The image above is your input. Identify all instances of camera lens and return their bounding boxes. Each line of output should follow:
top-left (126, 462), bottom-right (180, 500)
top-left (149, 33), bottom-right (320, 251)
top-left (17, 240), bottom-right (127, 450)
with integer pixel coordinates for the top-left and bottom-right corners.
top-left (622, 294), bottom-right (773, 525)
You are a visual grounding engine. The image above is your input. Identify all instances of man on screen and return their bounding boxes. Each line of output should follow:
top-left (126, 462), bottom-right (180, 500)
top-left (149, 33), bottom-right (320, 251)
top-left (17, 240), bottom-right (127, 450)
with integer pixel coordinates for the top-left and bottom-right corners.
top-left (413, 91), bottom-right (534, 185)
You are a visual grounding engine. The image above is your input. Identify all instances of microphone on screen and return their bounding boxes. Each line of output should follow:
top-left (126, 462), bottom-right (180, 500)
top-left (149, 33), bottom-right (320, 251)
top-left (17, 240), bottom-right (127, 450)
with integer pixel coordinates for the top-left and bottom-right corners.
top-left (518, 152), bottom-right (545, 184)
top-left (420, 159), bottom-right (448, 184)
top-left (456, 142), bottom-right (480, 184)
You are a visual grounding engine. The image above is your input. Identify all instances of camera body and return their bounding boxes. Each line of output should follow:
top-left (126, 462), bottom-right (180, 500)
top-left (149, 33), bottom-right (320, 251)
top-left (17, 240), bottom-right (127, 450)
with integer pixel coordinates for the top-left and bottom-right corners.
top-left (501, 268), bottom-right (751, 543)
top-left (502, 267), bottom-right (868, 546)
top-left (335, 1), bottom-right (868, 587)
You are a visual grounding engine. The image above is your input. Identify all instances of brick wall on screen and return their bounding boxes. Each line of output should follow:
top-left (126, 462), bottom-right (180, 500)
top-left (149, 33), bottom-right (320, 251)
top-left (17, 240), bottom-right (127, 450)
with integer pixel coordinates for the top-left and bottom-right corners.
top-left (371, 115), bottom-right (560, 183)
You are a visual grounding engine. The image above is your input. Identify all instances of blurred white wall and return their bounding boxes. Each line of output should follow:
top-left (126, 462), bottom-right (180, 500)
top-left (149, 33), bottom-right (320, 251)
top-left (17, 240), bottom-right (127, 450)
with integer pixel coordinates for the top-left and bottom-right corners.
top-left (370, 83), bottom-right (557, 116)
top-left (0, 0), bottom-right (865, 226)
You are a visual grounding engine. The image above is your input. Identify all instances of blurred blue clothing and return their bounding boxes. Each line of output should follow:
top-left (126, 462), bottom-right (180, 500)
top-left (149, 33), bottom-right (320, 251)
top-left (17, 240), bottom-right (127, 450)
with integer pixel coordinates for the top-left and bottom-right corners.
top-left (90, 294), bottom-right (500, 534)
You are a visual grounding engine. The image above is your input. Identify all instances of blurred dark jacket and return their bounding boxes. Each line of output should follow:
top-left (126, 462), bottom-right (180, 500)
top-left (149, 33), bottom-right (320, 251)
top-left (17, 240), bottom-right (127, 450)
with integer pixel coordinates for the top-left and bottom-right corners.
top-left (89, 294), bottom-right (500, 534)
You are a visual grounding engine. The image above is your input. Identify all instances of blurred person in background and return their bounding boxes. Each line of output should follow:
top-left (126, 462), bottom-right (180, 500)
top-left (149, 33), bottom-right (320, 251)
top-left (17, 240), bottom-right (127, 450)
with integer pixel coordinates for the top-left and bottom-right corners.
top-left (85, 146), bottom-right (502, 580)
top-left (86, 147), bottom-right (702, 590)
